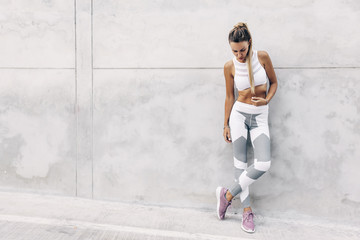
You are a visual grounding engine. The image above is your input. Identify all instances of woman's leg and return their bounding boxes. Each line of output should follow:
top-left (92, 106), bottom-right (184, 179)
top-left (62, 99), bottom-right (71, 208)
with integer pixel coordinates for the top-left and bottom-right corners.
top-left (229, 110), bottom-right (251, 208)
top-left (216, 103), bottom-right (249, 220)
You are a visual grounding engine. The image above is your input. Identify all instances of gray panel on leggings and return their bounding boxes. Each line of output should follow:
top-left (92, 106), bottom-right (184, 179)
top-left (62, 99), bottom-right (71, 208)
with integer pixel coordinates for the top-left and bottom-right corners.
top-left (233, 136), bottom-right (247, 163)
top-left (229, 184), bottom-right (242, 197)
top-left (237, 111), bottom-right (260, 129)
top-left (242, 195), bottom-right (251, 208)
top-left (246, 166), bottom-right (266, 180)
top-left (253, 133), bottom-right (271, 162)
top-left (234, 168), bottom-right (245, 181)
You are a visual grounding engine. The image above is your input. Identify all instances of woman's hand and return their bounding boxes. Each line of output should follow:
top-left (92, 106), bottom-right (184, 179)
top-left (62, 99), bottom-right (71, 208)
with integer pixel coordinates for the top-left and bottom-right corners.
top-left (223, 127), bottom-right (232, 143)
top-left (251, 97), bottom-right (268, 106)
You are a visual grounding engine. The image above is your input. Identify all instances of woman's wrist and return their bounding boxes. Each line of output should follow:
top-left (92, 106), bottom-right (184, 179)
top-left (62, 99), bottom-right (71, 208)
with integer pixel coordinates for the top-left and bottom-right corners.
top-left (223, 125), bottom-right (230, 129)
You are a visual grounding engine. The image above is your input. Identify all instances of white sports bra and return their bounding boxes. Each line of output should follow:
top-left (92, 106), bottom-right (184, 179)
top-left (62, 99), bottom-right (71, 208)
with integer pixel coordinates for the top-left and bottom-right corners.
top-left (233, 50), bottom-right (268, 91)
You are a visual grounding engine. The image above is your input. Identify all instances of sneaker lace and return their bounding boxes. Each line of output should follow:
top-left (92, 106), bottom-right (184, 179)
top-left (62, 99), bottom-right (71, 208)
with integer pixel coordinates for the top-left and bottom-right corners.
top-left (244, 212), bottom-right (254, 222)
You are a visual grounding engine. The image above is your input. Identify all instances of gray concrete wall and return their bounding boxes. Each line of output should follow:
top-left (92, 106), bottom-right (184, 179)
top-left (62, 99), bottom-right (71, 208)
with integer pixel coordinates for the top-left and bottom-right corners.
top-left (0, 0), bottom-right (359, 220)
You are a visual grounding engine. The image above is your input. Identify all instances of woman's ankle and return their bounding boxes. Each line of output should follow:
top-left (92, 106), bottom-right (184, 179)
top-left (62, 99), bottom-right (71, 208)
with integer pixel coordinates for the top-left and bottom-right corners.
top-left (243, 207), bottom-right (252, 213)
top-left (225, 190), bottom-right (233, 202)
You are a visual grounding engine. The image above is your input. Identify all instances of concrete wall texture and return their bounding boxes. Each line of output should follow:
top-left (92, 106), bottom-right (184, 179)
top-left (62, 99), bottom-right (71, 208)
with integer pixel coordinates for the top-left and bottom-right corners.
top-left (0, 0), bottom-right (359, 220)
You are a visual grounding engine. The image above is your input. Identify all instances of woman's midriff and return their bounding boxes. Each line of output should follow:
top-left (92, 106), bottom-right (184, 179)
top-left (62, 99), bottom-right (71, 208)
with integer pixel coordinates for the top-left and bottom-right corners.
top-left (236, 83), bottom-right (267, 105)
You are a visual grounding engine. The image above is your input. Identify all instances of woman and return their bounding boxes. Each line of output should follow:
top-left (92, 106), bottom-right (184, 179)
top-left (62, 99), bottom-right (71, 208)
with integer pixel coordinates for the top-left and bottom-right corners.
top-left (216, 22), bottom-right (278, 233)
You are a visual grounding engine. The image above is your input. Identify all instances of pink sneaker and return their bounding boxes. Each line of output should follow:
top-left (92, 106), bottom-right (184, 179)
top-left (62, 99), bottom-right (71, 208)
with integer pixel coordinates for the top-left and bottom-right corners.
top-left (241, 210), bottom-right (255, 233)
top-left (216, 187), bottom-right (232, 220)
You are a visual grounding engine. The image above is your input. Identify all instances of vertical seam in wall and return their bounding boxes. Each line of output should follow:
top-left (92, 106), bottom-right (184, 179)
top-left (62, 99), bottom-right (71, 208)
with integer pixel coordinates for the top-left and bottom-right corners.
top-left (91, 0), bottom-right (94, 199)
top-left (74, 0), bottom-right (78, 197)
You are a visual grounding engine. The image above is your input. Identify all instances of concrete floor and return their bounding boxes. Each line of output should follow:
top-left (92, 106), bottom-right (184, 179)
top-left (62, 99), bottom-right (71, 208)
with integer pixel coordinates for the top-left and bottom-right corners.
top-left (0, 191), bottom-right (359, 240)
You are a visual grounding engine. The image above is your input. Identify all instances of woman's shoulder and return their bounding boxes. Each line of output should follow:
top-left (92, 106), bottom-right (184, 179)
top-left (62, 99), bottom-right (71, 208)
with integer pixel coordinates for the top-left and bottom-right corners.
top-left (256, 50), bottom-right (270, 61)
top-left (224, 59), bottom-right (234, 70)
top-left (224, 59), bottom-right (234, 77)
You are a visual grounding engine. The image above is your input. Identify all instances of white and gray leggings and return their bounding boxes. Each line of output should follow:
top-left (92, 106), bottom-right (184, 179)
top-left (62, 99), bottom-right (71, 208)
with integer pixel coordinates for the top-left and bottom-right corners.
top-left (228, 101), bottom-right (271, 208)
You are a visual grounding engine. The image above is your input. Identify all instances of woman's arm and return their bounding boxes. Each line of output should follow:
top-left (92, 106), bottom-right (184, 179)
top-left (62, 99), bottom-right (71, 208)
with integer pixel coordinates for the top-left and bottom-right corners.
top-left (258, 51), bottom-right (278, 104)
top-left (223, 60), bottom-right (235, 143)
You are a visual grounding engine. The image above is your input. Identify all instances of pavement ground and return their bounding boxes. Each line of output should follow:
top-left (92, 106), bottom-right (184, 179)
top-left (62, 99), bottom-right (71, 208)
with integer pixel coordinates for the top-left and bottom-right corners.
top-left (0, 191), bottom-right (359, 240)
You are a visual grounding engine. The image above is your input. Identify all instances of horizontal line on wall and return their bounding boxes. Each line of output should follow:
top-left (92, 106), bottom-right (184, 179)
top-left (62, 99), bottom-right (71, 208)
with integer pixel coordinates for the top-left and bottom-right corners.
top-left (0, 67), bottom-right (75, 70)
top-left (275, 66), bottom-right (360, 69)
top-left (94, 67), bottom-right (222, 70)
top-left (94, 66), bottom-right (360, 70)
top-left (1, 66), bottom-right (359, 70)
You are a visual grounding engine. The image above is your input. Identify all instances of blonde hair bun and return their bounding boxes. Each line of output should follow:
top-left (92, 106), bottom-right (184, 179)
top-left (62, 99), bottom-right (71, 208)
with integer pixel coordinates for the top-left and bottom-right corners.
top-left (233, 22), bottom-right (248, 29)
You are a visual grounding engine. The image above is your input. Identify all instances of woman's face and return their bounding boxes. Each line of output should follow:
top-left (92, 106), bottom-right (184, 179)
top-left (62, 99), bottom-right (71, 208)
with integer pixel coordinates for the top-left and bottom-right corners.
top-left (230, 41), bottom-right (250, 63)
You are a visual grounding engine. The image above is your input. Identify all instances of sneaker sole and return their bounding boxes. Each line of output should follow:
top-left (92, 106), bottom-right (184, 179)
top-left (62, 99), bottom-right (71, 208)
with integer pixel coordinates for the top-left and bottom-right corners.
top-left (216, 187), bottom-right (222, 220)
top-left (241, 223), bottom-right (255, 233)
